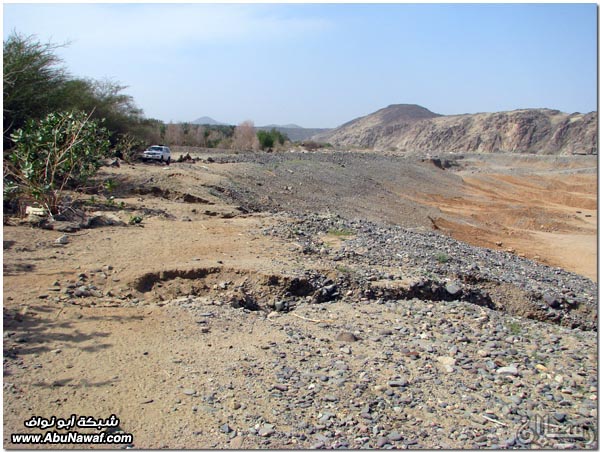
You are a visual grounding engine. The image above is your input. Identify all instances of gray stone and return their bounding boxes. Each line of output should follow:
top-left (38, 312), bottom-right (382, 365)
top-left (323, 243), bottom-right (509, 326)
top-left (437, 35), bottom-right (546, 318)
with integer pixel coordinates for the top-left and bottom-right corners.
top-left (388, 378), bottom-right (408, 388)
top-left (543, 293), bottom-right (562, 309)
top-left (388, 432), bottom-right (403, 442)
top-left (509, 395), bottom-right (522, 405)
top-left (336, 332), bottom-right (359, 342)
top-left (74, 287), bottom-right (91, 297)
top-left (55, 234), bottom-right (69, 245)
top-left (258, 425), bottom-right (274, 437)
top-left (437, 356), bottom-right (456, 367)
top-left (445, 282), bottom-right (462, 296)
top-left (376, 437), bottom-right (390, 447)
top-left (496, 366), bottom-right (519, 377)
top-left (553, 412), bottom-right (567, 423)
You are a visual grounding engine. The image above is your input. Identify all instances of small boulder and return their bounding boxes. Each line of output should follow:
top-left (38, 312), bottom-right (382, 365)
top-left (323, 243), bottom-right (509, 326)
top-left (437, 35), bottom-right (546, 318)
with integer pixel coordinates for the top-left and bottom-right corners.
top-left (496, 365), bottom-right (519, 377)
top-left (543, 293), bottom-right (562, 309)
top-left (55, 234), bottom-right (69, 245)
top-left (388, 378), bottom-right (409, 388)
top-left (335, 331), bottom-right (359, 342)
top-left (445, 282), bottom-right (462, 297)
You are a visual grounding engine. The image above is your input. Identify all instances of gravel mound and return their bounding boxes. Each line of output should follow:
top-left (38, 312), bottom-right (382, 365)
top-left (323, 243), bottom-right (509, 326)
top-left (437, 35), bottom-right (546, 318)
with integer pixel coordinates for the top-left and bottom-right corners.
top-left (264, 212), bottom-right (597, 331)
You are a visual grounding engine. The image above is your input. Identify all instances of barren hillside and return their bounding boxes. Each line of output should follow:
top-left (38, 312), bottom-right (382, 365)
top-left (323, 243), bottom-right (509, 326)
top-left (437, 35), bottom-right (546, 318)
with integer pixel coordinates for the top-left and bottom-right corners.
top-left (313, 105), bottom-right (597, 155)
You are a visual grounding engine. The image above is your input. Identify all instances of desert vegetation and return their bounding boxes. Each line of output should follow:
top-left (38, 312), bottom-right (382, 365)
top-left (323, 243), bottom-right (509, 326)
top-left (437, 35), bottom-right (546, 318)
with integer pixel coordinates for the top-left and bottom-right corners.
top-left (3, 32), bottom-right (159, 213)
top-left (3, 33), bottom-right (292, 217)
top-left (5, 110), bottom-right (111, 214)
top-left (3, 33), bottom-right (160, 148)
top-left (160, 122), bottom-right (236, 149)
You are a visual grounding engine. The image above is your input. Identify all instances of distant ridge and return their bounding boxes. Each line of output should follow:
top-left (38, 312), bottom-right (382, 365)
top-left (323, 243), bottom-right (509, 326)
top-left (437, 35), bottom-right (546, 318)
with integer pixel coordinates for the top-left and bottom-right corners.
top-left (262, 123), bottom-right (303, 129)
top-left (256, 125), bottom-right (331, 142)
top-left (344, 104), bottom-right (440, 127)
top-left (187, 116), bottom-right (330, 141)
top-left (311, 104), bottom-right (597, 155)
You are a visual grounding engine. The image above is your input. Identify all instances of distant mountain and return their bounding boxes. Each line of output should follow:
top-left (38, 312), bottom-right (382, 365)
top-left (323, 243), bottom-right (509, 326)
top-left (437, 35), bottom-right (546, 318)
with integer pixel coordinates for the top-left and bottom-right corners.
top-left (311, 104), bottom-right (597, 155)
top-left (256, 125), bottom-right (331, 142)
top-left (262, 123), bottom-right (303, 129)
top-left (187, 117), bottom-right (330, 141)
top-left (191, 116), bottom-right (228, 126)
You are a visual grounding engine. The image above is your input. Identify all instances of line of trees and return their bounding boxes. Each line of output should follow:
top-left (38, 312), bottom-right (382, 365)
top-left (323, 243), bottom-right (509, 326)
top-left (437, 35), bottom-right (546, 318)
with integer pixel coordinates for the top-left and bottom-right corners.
top-left (3, 31), bottom-right (291, 215)
top-left (154, 121), bottom-right (290, 151)
top-left (3, 32), bottom-right (162, 214)
top-left (3, 31), bottom-right (292, 155)
top-left (3, 32), bottom-right (161, 151)
top-left (160, 123), bottom-right (236, 148)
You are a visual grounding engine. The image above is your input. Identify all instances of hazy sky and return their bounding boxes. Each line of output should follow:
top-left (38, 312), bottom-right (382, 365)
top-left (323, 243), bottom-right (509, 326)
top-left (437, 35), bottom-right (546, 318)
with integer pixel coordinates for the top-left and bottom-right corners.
top-left (3, 3), bottom-right (597, 128)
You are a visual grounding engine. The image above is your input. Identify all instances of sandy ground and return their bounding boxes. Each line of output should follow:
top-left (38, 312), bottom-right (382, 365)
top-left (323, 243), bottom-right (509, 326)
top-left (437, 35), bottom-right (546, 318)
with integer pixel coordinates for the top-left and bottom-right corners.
top-left (3, 180), bottom-right (302, 448)
top-left (3, 150), bottom-right (597, 448)
top-left (412, 157), bottom-right (597, 281)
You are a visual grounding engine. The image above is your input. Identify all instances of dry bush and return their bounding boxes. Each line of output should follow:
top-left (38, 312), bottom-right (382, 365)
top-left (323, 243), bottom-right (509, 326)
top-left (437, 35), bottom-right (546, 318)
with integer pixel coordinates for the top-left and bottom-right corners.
top-left (232, 120), bottom-right (258, 151)
top-left (165, 123), bottom-right (183, 145)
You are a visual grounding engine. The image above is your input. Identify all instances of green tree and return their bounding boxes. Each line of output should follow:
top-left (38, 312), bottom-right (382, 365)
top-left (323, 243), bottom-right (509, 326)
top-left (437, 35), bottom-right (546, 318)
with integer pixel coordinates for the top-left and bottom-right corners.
top-left (4, 32), bottom-right (154, 148)
top-left (3, 32), bottom-right (68, 143)
top-left (257, 130), bottom-right (274, 150)
top-left (257, 128), bottom-right (288, 150)
top-left (76, 78), bottom-right (144, 144)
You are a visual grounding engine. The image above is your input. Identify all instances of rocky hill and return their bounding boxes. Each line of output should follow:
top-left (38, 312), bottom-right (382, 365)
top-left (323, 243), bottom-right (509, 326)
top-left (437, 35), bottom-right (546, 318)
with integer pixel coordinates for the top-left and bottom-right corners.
top-left (313, 104), bottom-right (598, 155)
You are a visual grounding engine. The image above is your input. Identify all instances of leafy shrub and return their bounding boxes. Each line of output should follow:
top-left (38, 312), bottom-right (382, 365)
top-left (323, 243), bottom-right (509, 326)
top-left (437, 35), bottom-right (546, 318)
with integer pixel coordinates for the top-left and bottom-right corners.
top-left (300, 141), bottom-right (331, 151)
top-left (129, 215), bottom-right (143, 225)
top-left (435, 252), bottom-right (450, 263)
top-left (115, 133), bottom-right (143, 163)
top-left (5, 110), bottom-right (110, 214)
top-left (257, 130), bottom-right (274, 150)
top-left (507, 321), bottom-right (522, 335)
top-left (328, 227), bottom-right (354, 238)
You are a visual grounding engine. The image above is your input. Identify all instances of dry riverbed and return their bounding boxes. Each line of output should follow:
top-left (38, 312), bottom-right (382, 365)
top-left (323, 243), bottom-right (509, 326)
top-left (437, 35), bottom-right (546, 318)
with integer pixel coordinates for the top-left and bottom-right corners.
top-left (3, 149), bottom-right (597, 449)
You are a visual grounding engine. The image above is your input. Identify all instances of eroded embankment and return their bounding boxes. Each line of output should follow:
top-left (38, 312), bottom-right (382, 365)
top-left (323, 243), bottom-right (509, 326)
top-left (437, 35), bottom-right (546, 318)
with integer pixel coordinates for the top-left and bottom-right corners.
top-left (119, 248), bottom-right (596, 332)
